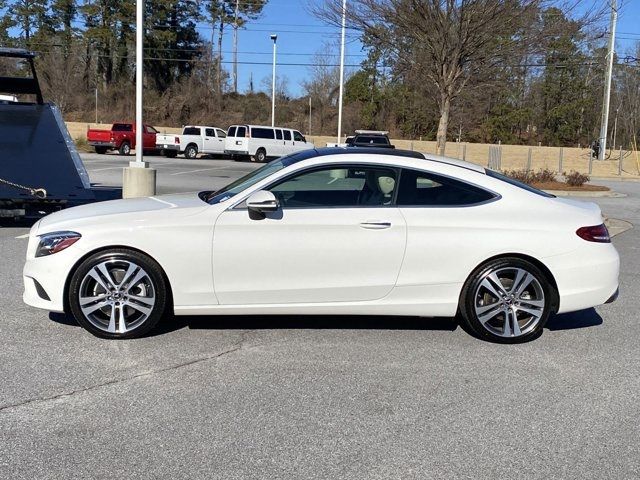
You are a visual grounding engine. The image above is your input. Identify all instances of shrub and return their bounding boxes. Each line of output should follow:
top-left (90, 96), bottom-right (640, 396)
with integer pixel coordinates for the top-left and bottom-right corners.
top-left (564, 170), bottom-right (590, 187)
top-left (74, 136), bottom-right (92, 153)
top-left (503, 168), bottom-right (556, 185)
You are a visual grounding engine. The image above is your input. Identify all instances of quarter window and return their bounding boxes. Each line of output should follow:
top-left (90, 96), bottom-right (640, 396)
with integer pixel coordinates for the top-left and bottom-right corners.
top-left (397, 169), bottom-right (495, 206)
top-left (184, 127), bottom-right (201, 136)
top-left (236, 126), bottom-right (246, 137)
top-left (268, 166), bottom-right (397, 208)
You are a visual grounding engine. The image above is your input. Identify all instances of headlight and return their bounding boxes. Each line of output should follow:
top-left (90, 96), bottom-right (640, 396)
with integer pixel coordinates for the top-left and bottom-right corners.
top-left (36, 231), bottom-right (82, 257)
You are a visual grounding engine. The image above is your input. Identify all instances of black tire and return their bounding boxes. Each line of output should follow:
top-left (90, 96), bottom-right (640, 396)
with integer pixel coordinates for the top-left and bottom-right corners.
top-left (185, 144), bottom-right (198, 159)
top-left (458, 257), bottom-right (554, 344)
top-left (95, 146), bottom-right (108, 154)
top-left (119, 141), bottom-right (131, 156)
top-left (253, 148), bottom-right (267, 163)
top-left (164, 150), bottom-right (178, 158)
top-left (68, 249), bottom-right (168, 339)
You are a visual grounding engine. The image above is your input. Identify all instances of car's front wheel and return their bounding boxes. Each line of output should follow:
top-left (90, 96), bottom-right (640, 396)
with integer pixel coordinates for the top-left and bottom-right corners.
top-left (68, 249), bottom-right (168, 339)
top-left (459, 257), bottom-right (554, 343)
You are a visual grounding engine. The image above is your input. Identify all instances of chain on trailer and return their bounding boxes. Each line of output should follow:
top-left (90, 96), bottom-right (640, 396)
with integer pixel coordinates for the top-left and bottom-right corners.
top-left (0, 177), bottom-right (47, 199)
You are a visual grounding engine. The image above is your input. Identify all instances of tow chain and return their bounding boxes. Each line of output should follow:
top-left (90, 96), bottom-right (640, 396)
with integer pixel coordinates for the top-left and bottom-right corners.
top-left (0, 177), bottom-right (47, 199)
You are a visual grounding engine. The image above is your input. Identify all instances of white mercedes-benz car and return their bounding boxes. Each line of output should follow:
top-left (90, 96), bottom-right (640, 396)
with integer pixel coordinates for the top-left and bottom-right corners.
top-left (23, 148), bottom-right (619, 343)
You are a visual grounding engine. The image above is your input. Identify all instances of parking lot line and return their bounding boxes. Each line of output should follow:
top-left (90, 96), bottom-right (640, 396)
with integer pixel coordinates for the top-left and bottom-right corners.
top-left (15, 234), bottom-right (29, 239)
top-left (170, 167), bottom-right (222, 176)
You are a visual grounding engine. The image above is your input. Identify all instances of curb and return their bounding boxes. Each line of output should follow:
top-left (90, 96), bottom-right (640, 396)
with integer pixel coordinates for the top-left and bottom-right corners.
top-left (605, 218), bottom-right (633, 237)
top-left (543, 189), bottom-right (626, 198)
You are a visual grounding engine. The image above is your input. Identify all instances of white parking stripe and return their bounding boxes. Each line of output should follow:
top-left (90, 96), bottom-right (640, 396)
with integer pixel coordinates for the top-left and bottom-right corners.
top-left (170, 167), bottom-right (221, 176)
top-left (15, 234), bottom-right (29, 239)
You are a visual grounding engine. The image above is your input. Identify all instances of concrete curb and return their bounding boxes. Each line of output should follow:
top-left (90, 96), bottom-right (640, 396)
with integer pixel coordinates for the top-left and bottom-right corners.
top-left (605, 218), bottom-right (633, 237)
top-left (543, 189), bottom-right (626, 198)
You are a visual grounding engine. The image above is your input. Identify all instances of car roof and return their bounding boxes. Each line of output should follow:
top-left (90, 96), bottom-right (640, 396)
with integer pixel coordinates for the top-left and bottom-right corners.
top-left (229, 124), bottom-right (295, 130)
top-left (287, 147), bottom-right (486, 173)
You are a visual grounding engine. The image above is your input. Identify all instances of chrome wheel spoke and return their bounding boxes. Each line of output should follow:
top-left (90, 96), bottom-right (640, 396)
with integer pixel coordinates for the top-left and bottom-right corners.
top-left (107, 305), bottom-right (117, 333)
top-left (509, 308), bottom-right (522, 336)
top-left (80, 299), bottom-right (109, 316)
top-left (514, 272), bottom-right (535, 297)
top-left (96, 263), bottom-right (116, 289)
top-left (502, 309), bottom-right (513, 336)
top-left (124, 269), bottom-right (148, 293)
top-left (119, 262), bottom-right (139, 289)
top-left (87, 268), bottom-right (112, 293)
top-left (515, 305), bottom-right (543, 319)
top-left (124, 300), bottom-right (152, 317)
top-left (117, 306), bottom-right (127, 333)
top-left (80, 293), bottom-right (108, 306)
top-left (476, 301), bottom-right (501, 315)
top-left (477, 305), bottom-right (503, 325)
top-left (480, 277), bottom-right (504, 300)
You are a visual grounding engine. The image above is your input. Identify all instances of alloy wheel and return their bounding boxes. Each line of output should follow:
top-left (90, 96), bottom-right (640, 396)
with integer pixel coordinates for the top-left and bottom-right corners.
top-left (473, 267), bottom-right (546, 338)
top-left (78, 259), bottom-right (156, 334)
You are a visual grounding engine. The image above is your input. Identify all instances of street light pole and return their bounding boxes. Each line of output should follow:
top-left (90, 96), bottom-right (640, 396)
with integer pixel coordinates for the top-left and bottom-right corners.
top-left (123, 0), bottom-right (156, 198)
top-left (598, 0), bottom-right (618, 160)
top-left (336, 0), bottom-right (346, 144)
top-left (270, 34), bottom-right (277, 127)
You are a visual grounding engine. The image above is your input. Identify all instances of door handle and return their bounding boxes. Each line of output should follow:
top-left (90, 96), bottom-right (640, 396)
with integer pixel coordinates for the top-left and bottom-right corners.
top-left (359, 221), bottom-right (392, 230)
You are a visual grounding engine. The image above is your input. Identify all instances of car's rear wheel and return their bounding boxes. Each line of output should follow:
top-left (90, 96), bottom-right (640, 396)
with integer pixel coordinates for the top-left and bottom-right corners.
top-left (253, 148), bottom-right (267, 163)
top-left (119, 142), bottom-right (131, 156)
top-left (459, 257), bottom-right (553, 343)
top-left (68, 249), bottom-right (168, 339)
top-left (185, 144), bottom-right (198, 159)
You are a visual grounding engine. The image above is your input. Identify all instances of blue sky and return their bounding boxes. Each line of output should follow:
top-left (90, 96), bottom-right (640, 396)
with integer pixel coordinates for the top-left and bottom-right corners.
top-left (208, 0), bottom-right (640, 97)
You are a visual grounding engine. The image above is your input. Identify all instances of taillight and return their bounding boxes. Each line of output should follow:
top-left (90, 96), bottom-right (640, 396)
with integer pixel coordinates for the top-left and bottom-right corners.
top-left (576, 224), bottom-right (611, 243)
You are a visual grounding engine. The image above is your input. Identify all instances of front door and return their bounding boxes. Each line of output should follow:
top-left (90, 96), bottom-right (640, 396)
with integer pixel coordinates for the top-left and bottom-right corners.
top-left (213, 165), bottom-right (407, 305)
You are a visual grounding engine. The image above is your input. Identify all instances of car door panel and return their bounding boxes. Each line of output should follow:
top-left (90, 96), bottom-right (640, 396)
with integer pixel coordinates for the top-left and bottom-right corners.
top-left (213, 207), bottom-right (407, 305)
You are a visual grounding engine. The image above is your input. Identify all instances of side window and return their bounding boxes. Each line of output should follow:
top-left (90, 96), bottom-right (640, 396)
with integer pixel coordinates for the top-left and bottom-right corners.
top-left (252, 127), bottom-right (275, 139)
top-left (217, 129), bottom-right (226, 138)
top-left (268, 166), bottom-right (397, 208)
top-left (205, 128), bottom-right (216, 137)
top-left (146, 125), bottom-right (158, 134)
top-left (283, 130), bottom-right (292, 141)
top-left (236, 126), bottom-right (246, 137)
top-left (293, 131), bottom-right (305, 142)
top-left (275, 129), bottom-right (283, 140)
top-left (397, 169), bottom-right (495, 206)
top-left (227, 126), bottom-right (236, 137)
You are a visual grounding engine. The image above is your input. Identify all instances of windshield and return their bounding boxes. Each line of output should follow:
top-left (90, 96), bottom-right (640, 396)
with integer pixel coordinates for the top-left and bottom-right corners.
top-left (485, 169), bottom-right (555, 198)
top-left (205, 155), bottom-right (301, 204)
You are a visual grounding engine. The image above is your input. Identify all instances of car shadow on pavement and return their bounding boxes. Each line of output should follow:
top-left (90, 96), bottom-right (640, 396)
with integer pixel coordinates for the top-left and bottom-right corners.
top-left (159, 315), bottom-right (460, 335)
top-left (545, 308), bottom-right (603, 331)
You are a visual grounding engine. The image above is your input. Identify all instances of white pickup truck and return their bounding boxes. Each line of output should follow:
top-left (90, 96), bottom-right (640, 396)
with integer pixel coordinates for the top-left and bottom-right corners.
top-left (156, 125), bottom-right (227, 159)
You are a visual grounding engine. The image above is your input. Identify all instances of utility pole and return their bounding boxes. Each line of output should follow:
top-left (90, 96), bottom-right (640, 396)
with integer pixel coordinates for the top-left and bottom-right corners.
top-left (233, 0), bottom-right (239, 93)
top-left (336, 0), bottom-right (347, 144)
top-left (308, 96), bottom-right (312, 135)
top-left (598, 0), bottom-right (618, 160)
top-left (95, 87), bottom-right (98, 124)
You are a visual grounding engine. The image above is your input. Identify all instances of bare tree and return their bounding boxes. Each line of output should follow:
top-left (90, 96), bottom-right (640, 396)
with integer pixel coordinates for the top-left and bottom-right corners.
top-left (314, 0), bottom-right (603, 154)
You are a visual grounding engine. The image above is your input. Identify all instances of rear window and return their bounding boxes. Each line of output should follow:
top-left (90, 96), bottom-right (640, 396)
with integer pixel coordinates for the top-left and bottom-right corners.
top-left (227, 126), bottom-right (236, 137)
top-left (112, 123), bottom-right (133, 132)
top-left (355, 135), bottom-right (388, 145)
top-left (485, 169), bottom-right (555, 198)
top-left (183, 127), bottom-right (201, 136)
top-left (252, 127), bottom-right (275, 139)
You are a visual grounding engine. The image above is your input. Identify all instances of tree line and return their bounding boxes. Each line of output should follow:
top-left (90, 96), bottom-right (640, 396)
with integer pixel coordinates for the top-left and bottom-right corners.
top-left (1, 0), bottom-right (639, 153)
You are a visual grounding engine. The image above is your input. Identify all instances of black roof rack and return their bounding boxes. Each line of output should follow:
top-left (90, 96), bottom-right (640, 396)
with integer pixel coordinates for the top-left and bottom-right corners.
top-left (0, 47), bottom-right (36, 59)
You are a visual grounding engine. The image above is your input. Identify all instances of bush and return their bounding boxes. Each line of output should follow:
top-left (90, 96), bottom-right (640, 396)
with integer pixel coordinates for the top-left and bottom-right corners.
top-left (74, 136), bottom-right (92, 153)
top-left (503, 168), bottom-right (556, 185)
top-left (564, 170), bottom-right (590, 187)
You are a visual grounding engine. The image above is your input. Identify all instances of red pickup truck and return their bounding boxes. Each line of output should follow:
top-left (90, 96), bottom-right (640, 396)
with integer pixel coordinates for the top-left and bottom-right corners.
top-left (87, 123), bottom-right (159, 155)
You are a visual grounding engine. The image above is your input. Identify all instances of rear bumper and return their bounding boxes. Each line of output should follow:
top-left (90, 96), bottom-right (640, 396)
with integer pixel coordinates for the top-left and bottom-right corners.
top-left (89, 141), bottom-right (116, 148)
top-left (158, 144), bottom-right (180, 151)
top-left (546, 243), bottom-right (620, 314)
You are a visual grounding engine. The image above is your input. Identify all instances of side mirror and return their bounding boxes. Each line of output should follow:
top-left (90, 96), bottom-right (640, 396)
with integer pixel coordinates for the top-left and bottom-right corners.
top-left (246, 190), bottom-right (279, 213)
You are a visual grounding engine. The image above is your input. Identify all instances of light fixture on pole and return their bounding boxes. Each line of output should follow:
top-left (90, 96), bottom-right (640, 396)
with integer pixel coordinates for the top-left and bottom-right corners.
top-left (123, 0), bottom-right (156, 198)
top-left (270, 34), bottom-right (277, 128)
top-left (336, 0), bottom-right (346, 144)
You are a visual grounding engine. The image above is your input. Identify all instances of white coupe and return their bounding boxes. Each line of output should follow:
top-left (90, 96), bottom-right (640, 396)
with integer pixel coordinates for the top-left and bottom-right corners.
top-left (23, 148), bottom-right (619, 343)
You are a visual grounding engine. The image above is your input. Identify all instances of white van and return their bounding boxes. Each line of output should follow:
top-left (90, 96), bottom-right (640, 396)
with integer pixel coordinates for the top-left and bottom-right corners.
top-left (225, 124), bottom-right (314, 162)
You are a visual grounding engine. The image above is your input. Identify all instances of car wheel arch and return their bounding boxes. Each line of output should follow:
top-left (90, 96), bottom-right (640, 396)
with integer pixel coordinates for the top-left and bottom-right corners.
top-left (62, 245), bottom-right (174, 315)
top-left (461, 252), bottom-right (559, 313)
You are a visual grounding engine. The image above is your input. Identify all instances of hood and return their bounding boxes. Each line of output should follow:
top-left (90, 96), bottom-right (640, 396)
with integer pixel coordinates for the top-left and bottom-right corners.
top-left (38, 192), bottom-right (209, 232)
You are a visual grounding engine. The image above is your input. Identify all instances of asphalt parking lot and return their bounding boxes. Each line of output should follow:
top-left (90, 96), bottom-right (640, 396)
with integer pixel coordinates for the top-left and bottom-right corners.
top-left (1, 154), bottom-right (639, 479)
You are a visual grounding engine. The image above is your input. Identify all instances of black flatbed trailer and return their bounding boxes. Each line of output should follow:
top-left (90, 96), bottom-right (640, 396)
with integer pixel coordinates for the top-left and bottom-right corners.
top-left (0, 48), bottom-right (116, 220)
